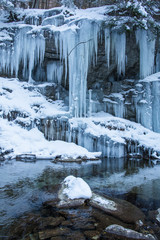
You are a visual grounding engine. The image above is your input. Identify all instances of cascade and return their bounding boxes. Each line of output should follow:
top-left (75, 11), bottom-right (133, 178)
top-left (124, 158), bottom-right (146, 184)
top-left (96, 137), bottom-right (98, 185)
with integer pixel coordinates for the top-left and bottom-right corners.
top-left (136, 29), bottom-right (155, 79)
top-left (54, 20), bottom-right (100, 117)
top-left (0, 27), bottom-right (45, 82)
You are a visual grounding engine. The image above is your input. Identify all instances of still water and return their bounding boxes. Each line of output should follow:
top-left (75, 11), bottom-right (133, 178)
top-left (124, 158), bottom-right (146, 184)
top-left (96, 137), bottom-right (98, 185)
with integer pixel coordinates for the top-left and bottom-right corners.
top-left (0, 158), bottom-right (160, 231)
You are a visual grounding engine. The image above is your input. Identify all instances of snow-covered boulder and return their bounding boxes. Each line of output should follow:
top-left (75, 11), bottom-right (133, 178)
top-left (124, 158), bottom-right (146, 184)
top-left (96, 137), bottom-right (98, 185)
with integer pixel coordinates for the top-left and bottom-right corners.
top-left (62, 176), bottom-right (92, 199)
top-left (57, 176), bottom-right (92, 208)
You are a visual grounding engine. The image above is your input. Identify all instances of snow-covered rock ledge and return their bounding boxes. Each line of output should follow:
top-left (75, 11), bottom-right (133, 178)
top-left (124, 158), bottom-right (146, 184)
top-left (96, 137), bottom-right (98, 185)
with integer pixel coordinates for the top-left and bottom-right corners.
top-left (0, 118), bottom-right (101, 161)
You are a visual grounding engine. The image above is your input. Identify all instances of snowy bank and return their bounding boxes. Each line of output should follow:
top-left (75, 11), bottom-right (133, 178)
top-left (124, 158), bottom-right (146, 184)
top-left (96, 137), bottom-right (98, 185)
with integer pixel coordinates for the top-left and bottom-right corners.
top-left (0, 118), bottom-right (101, 160)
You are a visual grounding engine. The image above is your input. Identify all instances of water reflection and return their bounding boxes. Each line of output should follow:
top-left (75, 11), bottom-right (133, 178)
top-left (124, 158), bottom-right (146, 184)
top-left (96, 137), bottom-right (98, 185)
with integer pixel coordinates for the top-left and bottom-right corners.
top-left (0, 158), bottom-right (160, 229)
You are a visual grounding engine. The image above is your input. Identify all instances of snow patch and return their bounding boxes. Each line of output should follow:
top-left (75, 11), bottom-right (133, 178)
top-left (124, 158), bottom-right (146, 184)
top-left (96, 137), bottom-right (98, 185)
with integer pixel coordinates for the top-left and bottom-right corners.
top-left (63, 175), bottom-right (92, 199)
top-left (92, 194), bottom-right (117, 211)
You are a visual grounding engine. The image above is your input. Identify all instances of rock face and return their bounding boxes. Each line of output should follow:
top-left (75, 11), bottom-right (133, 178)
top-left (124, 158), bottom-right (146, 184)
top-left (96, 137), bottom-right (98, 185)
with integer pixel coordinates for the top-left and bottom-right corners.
top-left (103, 224), bottom-right (157, 240)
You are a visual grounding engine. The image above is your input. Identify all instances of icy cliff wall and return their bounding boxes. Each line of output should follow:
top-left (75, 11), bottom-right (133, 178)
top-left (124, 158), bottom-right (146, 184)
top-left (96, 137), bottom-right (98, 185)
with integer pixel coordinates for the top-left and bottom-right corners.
top-left (0, 5), bottom-right (160, 131)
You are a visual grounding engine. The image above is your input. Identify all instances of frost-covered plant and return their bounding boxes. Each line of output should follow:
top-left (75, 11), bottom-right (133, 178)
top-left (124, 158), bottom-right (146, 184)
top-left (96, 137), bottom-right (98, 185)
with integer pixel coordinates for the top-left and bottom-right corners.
top-left (126, 0), bottom-right (147, 18)
top-left (0, 0), bottom-right (28, 22)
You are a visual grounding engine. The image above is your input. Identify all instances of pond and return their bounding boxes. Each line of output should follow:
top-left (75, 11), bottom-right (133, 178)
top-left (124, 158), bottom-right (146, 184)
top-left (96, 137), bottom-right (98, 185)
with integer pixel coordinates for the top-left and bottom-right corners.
top-left (0, 158), bottom-right (160, 238)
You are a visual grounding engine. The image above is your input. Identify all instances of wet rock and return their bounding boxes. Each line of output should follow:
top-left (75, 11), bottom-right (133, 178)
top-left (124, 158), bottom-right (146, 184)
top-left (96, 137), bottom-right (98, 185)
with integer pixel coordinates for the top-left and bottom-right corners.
top-left (9, 213), bottom-right (42, 238)
top-left (149, 208), bottom-right (160, 224)
top-left (71, 219), bottom-right (96, 230)
top-left (39, 227), bottom-right (70, 239)
top-left (50, 231), bottom-right (86, 240)
top-left (92, 208), bottom-right (134, 231)
top-left (39, 216), bottom-right (65, 229)
top-left (84, 230), bottom-right (101, 239)
top-left (57, 198), bottom-right (86, 208)
top-left (102, 224), bottom-right (157, 240)
top-left (90, 193), bottom-right (145, 224)
top-left (43, 199), bottom-right (59, 208)
top-left (16, 154), bottom-right (36, 162)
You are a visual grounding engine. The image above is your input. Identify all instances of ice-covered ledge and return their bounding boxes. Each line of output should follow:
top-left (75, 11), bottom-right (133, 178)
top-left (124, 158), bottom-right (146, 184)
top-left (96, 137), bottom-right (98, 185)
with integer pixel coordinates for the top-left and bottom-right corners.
top-left (140, 72), bottom-right (160, 82)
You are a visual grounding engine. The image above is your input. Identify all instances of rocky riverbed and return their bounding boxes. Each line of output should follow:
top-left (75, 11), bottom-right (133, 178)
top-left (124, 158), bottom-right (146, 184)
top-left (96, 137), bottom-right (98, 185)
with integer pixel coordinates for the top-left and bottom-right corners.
top-left (1, 159), bottom-right (160, 240)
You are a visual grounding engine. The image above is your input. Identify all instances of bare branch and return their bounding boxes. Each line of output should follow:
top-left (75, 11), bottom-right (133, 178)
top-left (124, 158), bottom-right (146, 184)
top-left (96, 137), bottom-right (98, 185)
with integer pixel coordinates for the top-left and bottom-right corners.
top-left (68, 38), bottom-right (93, 56)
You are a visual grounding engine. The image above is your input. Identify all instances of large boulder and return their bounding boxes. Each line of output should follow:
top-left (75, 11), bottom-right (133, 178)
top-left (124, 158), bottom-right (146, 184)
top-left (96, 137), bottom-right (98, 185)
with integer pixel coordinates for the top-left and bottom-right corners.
top-left (90, 193), bottom-right (145, 224)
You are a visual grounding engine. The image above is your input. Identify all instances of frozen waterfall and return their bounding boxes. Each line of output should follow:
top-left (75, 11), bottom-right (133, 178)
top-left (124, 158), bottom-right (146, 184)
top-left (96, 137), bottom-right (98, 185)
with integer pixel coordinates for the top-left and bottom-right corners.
top-left (0, 26), bottom-right (45, 83)
top-left (54, 20), bottom-right (100, 117)
top-left (136, 29), bottom-right (155, 79)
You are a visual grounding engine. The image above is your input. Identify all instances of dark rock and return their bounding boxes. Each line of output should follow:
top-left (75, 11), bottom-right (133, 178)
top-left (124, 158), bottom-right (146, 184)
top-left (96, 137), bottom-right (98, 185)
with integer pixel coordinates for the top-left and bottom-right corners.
top-left (92, 208), bottom-right (134, 231)
top-left (102, 224), bottom-right (157, 240)
top-left (148, 209), bottom-right (160, 225)
top-left (57, 198), bottom-right (86, 208)
top-left (39, 216), bottom-right (65, 229)
top-left (84, 230), bottom-right (101, 239)
top-left (39, 227), bottom-right (70, 239)
top-left (51, 231), bottom-right (86, 240)
top-left (90, 193), bottom-right (145, 224)
top-left (16, 154), bottom-right (36, 162)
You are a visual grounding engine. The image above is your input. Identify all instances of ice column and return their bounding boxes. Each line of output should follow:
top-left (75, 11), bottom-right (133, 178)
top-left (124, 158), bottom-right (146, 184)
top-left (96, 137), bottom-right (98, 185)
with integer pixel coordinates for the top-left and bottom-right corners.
top-left (55, 20), bottom-right (100, 117)
top-left (112, 32), bottom-right (126, 76)
top-left (136, 29), bottom-right (155, 79)
top-left (105, 30), bottom-right (126, 76)
top-left (105, 28), bottom-right (110, 68)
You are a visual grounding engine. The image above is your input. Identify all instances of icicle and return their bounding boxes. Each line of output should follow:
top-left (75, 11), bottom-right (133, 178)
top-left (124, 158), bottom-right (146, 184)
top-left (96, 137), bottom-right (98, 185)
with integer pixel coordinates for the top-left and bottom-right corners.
top-left (112, 31), bottom-right (126, 76)
top-left (47, 61), bottom-right (63, 83)
top-left (88, 89), bottom-right (92, 117)
top-left (0, 27), bottom-right (45, 83)
top-left (54, 20), bottom-right (100, 117)
top-left (105, 28), bottom-right (110, 68)
top-left (136, 29), bottom-right (155, 79)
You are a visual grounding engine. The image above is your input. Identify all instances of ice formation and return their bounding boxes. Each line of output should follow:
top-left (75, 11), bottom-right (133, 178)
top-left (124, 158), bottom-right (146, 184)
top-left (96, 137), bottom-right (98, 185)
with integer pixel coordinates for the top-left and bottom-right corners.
top-left (105, 29), bottom-right (126, 76)
top-left (0, 26), bottom-right (45, 83)
top-left (137, 73), bottom-right (160, 133)
top-left (54, 20), bottom-right (100, 117)
top-left (0, 6), bottom-right (159, 120)
top-left (112, 32), bottom-right (126, 76)
top-left (136, 29), bottom-right (155, 79)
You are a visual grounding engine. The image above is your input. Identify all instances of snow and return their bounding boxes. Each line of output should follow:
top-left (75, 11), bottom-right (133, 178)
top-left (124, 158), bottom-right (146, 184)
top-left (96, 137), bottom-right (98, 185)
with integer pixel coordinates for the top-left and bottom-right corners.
top-left (0, 118), bottom-right (101, 160)
top-left (92, 193), bottom-right (117, 211)
top-left (0, 77), bottom-right (67, 119)
top-left (63, 175), bottom-right (92, 199)
top-left (0, 30), bottom-right (12, 42)
top-left (0, 77), bottom-right (101, 160)
top-left (140, 72), bottom-right (160, 83)
top-left (69, 112), bottom-right (160, 153)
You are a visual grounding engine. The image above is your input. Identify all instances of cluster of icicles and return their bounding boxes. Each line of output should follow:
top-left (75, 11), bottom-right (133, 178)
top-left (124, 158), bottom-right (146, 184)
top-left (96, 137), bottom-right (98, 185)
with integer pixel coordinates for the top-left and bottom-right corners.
top-left (0, 20), bottom-right (157, 117)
